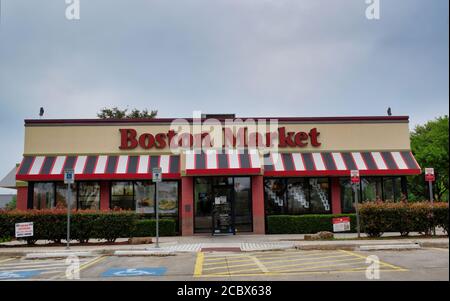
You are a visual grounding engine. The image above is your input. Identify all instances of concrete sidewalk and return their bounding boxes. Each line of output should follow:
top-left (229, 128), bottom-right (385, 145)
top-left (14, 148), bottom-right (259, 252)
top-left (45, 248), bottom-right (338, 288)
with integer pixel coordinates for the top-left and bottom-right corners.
top-left (0, 232), bottom-right (448, 256)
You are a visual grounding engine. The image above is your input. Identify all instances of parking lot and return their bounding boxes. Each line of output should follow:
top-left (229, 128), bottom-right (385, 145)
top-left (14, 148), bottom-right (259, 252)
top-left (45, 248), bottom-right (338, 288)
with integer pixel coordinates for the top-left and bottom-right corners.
top-left (0, 248), bottom-right (448, 281)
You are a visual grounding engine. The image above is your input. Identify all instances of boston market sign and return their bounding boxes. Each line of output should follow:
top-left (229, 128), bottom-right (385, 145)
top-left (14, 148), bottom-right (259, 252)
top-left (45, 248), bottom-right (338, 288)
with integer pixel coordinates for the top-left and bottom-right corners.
top-left (119, 127), bottom-right (321, 150)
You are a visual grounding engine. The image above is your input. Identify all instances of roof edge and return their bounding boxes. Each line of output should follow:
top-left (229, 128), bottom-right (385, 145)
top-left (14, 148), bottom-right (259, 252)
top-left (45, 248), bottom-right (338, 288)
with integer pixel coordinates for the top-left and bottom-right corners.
top-left (25, 116), bottom-right (410, 125)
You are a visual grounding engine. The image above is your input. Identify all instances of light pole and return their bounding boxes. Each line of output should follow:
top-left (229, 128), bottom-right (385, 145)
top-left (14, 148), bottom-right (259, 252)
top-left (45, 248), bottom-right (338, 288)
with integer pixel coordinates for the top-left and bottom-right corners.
top-left (64, 169), bottom-right (75, 249)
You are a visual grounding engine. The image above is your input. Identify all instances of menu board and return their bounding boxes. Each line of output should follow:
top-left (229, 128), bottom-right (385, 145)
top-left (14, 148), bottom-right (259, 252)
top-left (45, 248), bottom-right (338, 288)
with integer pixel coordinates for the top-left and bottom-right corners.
top-left (212, 201), bottom-right (233, 234)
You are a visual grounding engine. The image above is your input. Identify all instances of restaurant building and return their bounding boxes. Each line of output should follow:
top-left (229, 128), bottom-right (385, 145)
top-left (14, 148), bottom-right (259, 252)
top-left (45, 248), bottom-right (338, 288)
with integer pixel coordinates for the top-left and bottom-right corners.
top-left (10, 115), bottom-right (421, 235)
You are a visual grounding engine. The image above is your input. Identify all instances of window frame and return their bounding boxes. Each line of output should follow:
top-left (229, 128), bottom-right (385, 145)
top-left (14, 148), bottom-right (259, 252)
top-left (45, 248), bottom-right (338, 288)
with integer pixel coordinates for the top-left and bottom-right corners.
top-left (77, 181), bottom-right (101, 210)
top-left (340, 176), bottom-right (408, 213)
top-left (264, 177), bottom-right (332, 215)
top-left (109, 180), bottom-right (180, 218)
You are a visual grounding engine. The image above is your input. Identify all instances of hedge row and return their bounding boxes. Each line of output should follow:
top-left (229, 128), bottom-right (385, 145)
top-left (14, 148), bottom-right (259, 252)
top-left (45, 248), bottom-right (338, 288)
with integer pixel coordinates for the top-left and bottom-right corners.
top-left (359, 202), bottom-right (449, 237)
top-left (133, 219), bottom-right (177, 237)
top-left (267, 214), bottom-right (357, 234)
top-left (0, 210), bottom-right (177, 244)
top-left (266, 202), bottom-right (449, 237)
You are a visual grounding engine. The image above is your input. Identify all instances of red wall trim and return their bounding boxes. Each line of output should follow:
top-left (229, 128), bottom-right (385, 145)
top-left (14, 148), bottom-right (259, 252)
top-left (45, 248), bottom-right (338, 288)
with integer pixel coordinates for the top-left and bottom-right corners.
top-left (331, 178), bottom-right (342, 214)
top-left (252, 175), bottom-right (265, 234)
top-left (17, 187), bottom-right (28, 211)
top-left (100, 181), bottom-right (110, 211)
top-left (180, 177), bottom-right (194, 236)
top-left (24, 116), bottom-right (410, 125)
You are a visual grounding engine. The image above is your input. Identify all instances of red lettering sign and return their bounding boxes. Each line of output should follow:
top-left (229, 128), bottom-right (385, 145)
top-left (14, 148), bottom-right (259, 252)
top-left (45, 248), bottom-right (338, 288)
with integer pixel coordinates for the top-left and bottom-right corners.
top-left (118, 127), bottom-right (322, 150)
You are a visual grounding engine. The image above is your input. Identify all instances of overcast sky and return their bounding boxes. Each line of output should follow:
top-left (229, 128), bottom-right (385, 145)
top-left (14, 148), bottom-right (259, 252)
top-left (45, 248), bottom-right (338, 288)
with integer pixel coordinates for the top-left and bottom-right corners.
top-left (0, 0), bottom-right (448, 194)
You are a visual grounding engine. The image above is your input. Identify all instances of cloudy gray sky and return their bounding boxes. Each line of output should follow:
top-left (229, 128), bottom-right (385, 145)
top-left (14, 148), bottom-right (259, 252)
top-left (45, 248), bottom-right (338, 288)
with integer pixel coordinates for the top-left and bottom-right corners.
top-left (0, 0), bottom-right (448, 193)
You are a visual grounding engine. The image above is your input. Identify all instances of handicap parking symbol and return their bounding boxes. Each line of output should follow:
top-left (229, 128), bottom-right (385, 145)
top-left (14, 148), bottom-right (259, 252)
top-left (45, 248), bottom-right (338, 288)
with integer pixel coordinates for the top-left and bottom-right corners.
top-left (0, 270), bottom-right (42, 280)
top-left (101, 267), bottom-right (167, 278)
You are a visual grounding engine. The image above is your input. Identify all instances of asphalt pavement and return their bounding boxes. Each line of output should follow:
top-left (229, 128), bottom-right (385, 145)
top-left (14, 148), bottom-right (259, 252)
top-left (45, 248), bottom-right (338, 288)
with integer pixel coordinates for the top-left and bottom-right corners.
top-left (0, 247), bottom-right (448, 281)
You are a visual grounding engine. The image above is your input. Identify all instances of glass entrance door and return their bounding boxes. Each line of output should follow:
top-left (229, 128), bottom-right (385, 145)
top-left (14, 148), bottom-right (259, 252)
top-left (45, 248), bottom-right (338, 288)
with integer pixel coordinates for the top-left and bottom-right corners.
top-left (212, 185), bottom-right (235, 235)
top-left (194, 177), bottom-right (252, 234)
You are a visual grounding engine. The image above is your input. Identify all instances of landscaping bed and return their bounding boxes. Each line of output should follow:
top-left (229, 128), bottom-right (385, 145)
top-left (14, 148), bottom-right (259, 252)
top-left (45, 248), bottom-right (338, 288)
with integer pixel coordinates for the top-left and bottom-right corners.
top-left (0, 209), bottom-right (177, 245)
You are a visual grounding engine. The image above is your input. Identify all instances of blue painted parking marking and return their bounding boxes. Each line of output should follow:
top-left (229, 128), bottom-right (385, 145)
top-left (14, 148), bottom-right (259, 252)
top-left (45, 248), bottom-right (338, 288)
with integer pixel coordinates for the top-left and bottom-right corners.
top-left (102, 267), bottom-right (167, 277)
top-left (0, 270), bottom-right (43, 280)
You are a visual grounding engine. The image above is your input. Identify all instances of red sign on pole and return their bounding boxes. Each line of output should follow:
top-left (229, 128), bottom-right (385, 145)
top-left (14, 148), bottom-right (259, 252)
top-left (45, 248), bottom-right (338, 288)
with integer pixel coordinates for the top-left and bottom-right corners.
top-left (425, 168), bottom-right (435, 182)
top-left (351, 170), bottom-right (360, 183)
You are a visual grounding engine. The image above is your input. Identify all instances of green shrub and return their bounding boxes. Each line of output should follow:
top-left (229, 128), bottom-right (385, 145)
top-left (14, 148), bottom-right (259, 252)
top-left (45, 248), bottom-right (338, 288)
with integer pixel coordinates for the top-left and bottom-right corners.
top-left (358, 202), bottom-right (449, 237)
top-left (132, 219), bottom-right (177, 237)
top-left (433, 203), bottom-right (449, 234)
top-left (266, 214), bottom-right (357, 234)
top-left (93, 212), bottom-right (136, 242)
top-left (0, 236), bottom-right (12, 243)
top-left (0, 210), bottom-right (137, 244)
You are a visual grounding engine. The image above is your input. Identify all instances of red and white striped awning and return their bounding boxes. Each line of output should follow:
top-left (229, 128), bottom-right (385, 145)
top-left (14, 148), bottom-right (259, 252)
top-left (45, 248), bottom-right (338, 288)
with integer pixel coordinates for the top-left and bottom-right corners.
top-left (16, 155), bottom-right (181, 181)
top-left (263, 151), bottom-right (421, 176)
top-left (185, 150), bottom-right (261, 175)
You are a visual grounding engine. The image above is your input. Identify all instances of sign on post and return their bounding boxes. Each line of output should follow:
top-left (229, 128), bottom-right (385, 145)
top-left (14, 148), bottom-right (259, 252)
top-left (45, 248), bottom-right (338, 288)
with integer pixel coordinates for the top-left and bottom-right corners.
top-left (64, 169), bottom-right (75, 184)
top-left (425, 168), bottom-right (435, 182)
top-left (152, 168), bottom-right (162, 183)
top-left (64, 169), bottom-right (75, 249)
top-left (152, 167), bottom-right (162, 248)
top-left (15, 222), bottom-right (34, 238)
top-left (350, 170), bottom-right (361, 238)
top-left (351, 170), bottom-right (360, 183)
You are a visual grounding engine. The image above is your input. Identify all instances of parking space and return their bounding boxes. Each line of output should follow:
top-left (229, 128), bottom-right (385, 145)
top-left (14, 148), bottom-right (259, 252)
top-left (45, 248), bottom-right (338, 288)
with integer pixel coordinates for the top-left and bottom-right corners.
top-left (194, 249), bottom-right (406, 278)
top-left (0, 256), bottom-right (105, 280)
top-left (79, 253), bottom-right (198, 281)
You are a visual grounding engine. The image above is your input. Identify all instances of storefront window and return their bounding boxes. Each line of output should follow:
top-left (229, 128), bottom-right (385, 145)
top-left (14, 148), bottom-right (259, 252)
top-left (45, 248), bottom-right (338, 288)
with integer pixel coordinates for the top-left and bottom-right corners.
top-left (158, 182), bottom-right (178, 218)
top-left (264, 178), bottom-right (331, 215)
top-left (135, 181), bottom-right (155, 214)
top-left (341, 176), bottom-right (407, 207)
top-left (264, 179), bottom-right (287, 215)
top-left (55, 183), bottom-right (77, 209)
top-left (340, 178), bottom-right (355, 213)
top-left (309, 178), bottom-right (331, 213)
top-left (111, 181), bottom-right (134, 210)
top-left (78, 182), bottom-right (100, 210)
top-left (286, 179), bottom-right (309, 214)
top-left (33, 183), bottom-right (54, 209)
top-left (361, 177), bottom-right (383, 202)
top-left (383, 177), bottom-right (403, 202)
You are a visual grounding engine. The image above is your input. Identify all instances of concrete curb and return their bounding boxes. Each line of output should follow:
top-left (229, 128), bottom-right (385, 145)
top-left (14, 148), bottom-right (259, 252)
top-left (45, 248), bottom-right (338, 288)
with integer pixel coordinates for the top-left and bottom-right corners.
top-left (359, 243), bottom-right (421, 251)
top-left (295, 244), bottom-right (357, 251)
top-left (419, 241), bottom-right (449, 248)
top-left (25, 251), bottom-right (95, 259)
top-left (295, 240), bottom-right (448, 251)
top-left (114, 250), bottom-right (175, 256)
top-left (1, 239), bottom-right (447, 256)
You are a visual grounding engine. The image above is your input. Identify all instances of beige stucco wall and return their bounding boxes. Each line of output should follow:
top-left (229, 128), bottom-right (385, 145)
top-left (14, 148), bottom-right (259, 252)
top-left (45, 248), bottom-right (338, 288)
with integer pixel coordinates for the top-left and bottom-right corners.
top-left (23, 121), bottom-right (411, 156)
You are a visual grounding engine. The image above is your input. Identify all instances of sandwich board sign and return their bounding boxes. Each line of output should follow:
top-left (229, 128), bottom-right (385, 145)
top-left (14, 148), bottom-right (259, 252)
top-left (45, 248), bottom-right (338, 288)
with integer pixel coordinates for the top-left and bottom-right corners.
top-left (332, 217), bottom-right (351, 232)
top-left (15, 222), bottom-right (34, 238)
